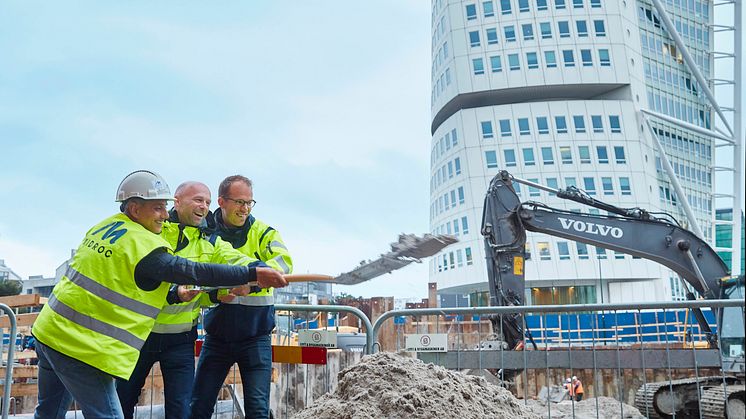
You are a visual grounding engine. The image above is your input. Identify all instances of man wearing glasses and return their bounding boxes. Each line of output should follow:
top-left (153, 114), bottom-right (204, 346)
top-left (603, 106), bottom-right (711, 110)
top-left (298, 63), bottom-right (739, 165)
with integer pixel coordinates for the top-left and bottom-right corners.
top-left (190, 175), bottom-right (292, 419)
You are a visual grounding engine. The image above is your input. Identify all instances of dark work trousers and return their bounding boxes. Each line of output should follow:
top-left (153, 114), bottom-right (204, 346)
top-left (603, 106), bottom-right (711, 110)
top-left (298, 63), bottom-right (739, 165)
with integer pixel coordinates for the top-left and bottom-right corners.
top-left (189, 334), bottom-right (272, 419)
top-left (116, 331), bottom-right (196, 419)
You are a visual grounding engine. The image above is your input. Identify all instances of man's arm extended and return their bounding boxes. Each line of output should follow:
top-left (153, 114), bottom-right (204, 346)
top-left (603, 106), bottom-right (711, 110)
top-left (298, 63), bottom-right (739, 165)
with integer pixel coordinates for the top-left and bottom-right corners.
top-left (134, 249), bottom-right (285, 291)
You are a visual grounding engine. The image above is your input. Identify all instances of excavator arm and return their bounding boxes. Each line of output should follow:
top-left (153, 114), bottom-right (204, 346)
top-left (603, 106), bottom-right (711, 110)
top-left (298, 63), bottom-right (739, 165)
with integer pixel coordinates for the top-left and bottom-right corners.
top-left (481, 171), bottom-right (730, 349)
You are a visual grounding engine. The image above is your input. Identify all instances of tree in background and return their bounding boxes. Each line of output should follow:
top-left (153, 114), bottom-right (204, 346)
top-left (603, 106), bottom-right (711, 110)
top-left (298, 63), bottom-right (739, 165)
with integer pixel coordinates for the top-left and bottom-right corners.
top-left (0, 279), bottom-right (22, 296)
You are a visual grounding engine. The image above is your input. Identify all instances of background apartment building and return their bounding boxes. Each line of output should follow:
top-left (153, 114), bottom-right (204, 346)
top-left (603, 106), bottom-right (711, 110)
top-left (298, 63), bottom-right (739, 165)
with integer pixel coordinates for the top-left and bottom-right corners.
top-left (428, 0), bottom-right (717, 306)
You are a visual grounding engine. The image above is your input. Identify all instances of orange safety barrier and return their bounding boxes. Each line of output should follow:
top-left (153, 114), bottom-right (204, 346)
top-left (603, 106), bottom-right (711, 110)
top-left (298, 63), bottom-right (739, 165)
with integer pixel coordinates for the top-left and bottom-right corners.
top-left (271, 345), bottom-right (327, 365)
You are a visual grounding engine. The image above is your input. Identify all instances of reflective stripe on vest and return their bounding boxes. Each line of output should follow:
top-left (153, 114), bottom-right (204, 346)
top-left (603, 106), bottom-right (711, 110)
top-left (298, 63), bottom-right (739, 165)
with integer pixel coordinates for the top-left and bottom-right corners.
top-left (151, 299), bottom-right (200, 334)
top-left (47, 293), bottom-right (145, 349)
top-left (222, 294), bottom-right (274, 306)
top-left (65, 266), bottom-right (160, 319)
top-left (271, 255), bottom-right (291, 274)
top-left (269, 240), bottom-right (287, 251)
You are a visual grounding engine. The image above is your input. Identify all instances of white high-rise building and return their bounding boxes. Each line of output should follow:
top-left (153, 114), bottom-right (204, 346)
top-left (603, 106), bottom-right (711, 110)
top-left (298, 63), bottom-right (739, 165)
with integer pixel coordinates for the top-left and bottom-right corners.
top-left (429, 0), bottom-right (716, 306)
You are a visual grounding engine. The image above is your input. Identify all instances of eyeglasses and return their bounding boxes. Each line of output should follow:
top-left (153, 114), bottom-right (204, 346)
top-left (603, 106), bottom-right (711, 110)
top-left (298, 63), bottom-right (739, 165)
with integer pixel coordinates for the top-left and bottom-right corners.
top-left (223, 197), bottom-right (256, 208)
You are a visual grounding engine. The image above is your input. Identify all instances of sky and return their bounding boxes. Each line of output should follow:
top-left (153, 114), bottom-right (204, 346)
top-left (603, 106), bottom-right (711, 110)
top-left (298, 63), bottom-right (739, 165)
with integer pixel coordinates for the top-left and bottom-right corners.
top-left (0, 2), bottom-right (437, 299)
top-left (1, 2), bottom-right (744, 299)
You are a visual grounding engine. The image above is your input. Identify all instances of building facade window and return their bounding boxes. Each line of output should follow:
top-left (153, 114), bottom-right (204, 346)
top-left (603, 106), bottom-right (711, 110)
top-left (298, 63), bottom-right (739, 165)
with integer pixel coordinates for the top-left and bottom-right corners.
top-left (465, 4), bottom-right (477, 20)
top-left (541, 147), bottom-right (555, 165)
top-left (473, 58), bottom-right (485, 74)
top-left (594, 20), bottom-right (606, 36)
top-left (485, 150), bottom-right (498, 168)
top-left (500, 119), bottom-right (511, 137)
top-left (505, 25), bottom-right (516, 41)
top-left (609, 115), bottom-right (621, 132)
top-left (563, 50), bottom-right (575, 67)
top-left (555, 116), bottom-right (568, 133)
top-left (581, 49), bottom-right (593, 66)
top-left (614, 146), bottom-right (626, 163)
top-left (518, 117), bottom-right (531, 135)
top-left (540, 22), bottom-right (552, 39)
top-left (577, 243), bottom-right (589, 259)
top-left (483, 0), bottom-right (495, 17)
top-left (523, 148), bottom-right (536, 166)
top-left (591, 115), bottom-right (603, 132)
top-left (602, 176), bottom-right (614, 195)
top-left (596, 145), bottom-right (609, 163)
top-left (522, 24), bottom-right (534, 40)
top-left (500, 0), bottom-right (511, 14)
top-left (576, 20), bottom-right (588, 37)
top-left (508, 53), bottom-right (520, 70)
top-left (560, 146), bottom-right (573, 164)
top-left (599, 49), bottom-right (611, 66)
top-left (545, 50), bottom-right (558, 68)
top-left (538, 242), bottom-right (551, 260)
top-left (619, 177), bottom-right (631, 195)
top-left (557, 242), bottom-right (571, 260)
top-left (504, 149), bottom-right (517, 166)
top-left (486, 28), bottom-right (499, 44)
top-left (490, 55), bottom-right (503, 72)
top-left (478, 121), bottom-right (492, 139)
top-left (573, 115), bottom-right (586, 133)
top-left (537, 117), bottom-right (549, 134)
top-left (469, 31), bottom-right (481, 47)
top-left (526, 52), bottom-right (539, 69)
top-left (583, 177), bottom-right (596, 195)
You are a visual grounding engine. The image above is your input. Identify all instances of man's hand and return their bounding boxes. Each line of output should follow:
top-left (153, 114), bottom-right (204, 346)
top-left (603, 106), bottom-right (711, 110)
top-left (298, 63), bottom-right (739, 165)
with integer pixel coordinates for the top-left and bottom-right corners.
top-left (255, 267), bottom-right (288, 289)
top-left (177, 285), bottom-right (201, 302)
top-left (230, 285), bottom-right (251, 296)
top-left (218, 293), bottom-right (237, 303)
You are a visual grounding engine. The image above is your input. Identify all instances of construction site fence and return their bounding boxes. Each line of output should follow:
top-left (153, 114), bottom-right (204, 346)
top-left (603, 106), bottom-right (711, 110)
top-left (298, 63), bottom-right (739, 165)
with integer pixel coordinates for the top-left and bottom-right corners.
top-left (370, 299), bottom-right (745, 418)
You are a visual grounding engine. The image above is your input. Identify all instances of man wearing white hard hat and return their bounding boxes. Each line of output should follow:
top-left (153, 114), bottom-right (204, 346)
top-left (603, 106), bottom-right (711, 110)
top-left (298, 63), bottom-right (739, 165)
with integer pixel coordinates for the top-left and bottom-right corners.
top-left (32, 170), bottom-right (287, 419)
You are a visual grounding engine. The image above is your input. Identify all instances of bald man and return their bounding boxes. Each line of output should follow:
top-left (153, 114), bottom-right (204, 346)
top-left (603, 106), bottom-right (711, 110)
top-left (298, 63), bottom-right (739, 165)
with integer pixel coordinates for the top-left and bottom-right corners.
top-left (116, 182), bottom-right (279, 419)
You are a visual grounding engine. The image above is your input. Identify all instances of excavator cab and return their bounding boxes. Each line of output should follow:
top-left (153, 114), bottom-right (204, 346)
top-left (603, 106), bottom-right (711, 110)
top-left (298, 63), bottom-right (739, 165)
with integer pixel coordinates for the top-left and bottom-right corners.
top-left (719, 275), bottom-right (745, 373)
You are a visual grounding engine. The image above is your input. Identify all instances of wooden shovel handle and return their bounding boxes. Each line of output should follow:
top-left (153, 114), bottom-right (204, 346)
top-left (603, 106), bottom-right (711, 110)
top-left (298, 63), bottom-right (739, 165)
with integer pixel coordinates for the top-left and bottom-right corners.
top-left (282, 274), bottom-right (334, 283)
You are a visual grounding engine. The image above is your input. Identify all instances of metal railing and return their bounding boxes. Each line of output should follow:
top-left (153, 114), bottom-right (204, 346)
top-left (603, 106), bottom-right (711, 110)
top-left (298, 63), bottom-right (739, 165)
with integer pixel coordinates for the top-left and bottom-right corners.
top-left (0, 303), bottom-right (17, 419)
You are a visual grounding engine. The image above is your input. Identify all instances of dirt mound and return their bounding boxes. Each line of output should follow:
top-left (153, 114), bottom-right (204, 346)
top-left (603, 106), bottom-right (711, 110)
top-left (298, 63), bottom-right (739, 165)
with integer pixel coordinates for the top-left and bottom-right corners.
top-left (527, 396), bottom-right (645, 419)
top-left (292, 352), bottom-right (539, 419)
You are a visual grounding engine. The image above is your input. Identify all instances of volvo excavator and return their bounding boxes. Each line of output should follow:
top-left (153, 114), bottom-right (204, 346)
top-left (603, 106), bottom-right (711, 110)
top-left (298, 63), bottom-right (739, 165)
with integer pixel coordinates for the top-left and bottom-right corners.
top-left (481, 170), bottom-right (744, 418)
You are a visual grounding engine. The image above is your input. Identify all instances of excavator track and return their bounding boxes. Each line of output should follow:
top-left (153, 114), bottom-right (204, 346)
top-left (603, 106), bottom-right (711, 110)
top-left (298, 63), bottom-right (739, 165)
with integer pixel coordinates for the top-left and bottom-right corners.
top-left (635, 378), bottom-right (699, 419)
top-left (635, 377), bottom-right (736, 419)
top-left (701, 383), bottom-right (745, 419)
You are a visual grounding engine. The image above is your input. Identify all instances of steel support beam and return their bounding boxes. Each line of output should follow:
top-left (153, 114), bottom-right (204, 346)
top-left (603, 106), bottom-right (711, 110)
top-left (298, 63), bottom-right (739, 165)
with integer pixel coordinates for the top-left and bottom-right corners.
top-left (651, 0), bottom-right (734, 136)
top-left (644, 117), bottom-right (705, 239)
top-left (640, 109), bottom-right (733, 144)
top-left (731, 0), bottom-right (743, 275)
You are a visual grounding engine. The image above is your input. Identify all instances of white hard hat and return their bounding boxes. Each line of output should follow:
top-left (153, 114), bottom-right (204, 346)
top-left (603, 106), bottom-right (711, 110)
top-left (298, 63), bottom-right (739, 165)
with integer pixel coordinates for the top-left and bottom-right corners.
top-left (565, 378), bottom-right (571, 383)
top-left (572, 376), bottom-right (577, 380)
top-left (115, 170), bottom-right (174, 202)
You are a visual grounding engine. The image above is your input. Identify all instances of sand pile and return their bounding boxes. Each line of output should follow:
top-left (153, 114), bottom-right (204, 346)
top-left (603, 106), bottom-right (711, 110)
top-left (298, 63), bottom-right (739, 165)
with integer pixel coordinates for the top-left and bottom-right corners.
top-left (526, 397), bottom-right (645, 419)
top-left (292, 352), bottom-right (539, 419)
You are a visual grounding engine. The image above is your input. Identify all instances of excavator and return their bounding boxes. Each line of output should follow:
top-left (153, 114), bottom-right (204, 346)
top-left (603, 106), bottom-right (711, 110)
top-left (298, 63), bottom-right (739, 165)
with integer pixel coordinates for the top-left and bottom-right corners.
top-left (481, 170), bottom-right (744, 418)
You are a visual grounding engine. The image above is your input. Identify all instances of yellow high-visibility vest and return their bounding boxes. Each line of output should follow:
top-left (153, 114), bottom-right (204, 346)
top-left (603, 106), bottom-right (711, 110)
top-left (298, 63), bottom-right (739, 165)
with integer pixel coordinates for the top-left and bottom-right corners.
top-left (33, 214), bottom-right (172, 379)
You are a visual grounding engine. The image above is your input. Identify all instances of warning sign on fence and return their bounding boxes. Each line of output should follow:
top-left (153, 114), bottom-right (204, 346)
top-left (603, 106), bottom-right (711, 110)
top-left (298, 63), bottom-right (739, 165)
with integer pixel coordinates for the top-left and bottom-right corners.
top-left (298, 330), bottom-right (337, 348)
top-left (405, 333), bottom-right (448, 352)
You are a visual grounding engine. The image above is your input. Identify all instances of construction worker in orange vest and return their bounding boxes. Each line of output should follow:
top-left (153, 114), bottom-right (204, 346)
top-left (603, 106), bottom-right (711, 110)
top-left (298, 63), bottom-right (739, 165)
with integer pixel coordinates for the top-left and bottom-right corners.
top-left (572, 376), bottom-right (584, 401)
